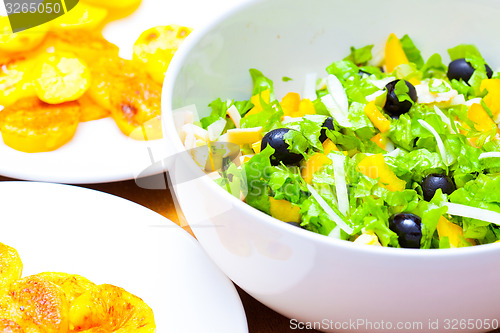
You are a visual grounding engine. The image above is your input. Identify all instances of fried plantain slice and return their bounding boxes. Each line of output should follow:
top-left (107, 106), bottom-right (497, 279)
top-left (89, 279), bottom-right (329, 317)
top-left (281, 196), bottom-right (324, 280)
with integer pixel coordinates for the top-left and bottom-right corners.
top-left (0, 17), bottom-right (47, 53)
top-left (133, 25), bottom-right (192, 84)
top-left (109, 76), bottom-right (162, 140)
top-left (34, 52), bottom-right (91, 104)
top-left (35, 273), bottom-right (98, 306)
top-left (0, 242), bottom-right (22, 292)
top-left (88, 57), bottom-right (162, 140)
top-left (87, 57), bottom-right (140, 110)
top-left (0, 97), bottom-right (80, 153)
top-left (77, 93), bottom-right (110, 122)
top-left (40, 30), bottom-right (120, 65)
top-left (0, 318), bottom-right (25, 333)
top-left (50, 3), bottom-right (108, 31)
top-left (70, 284), bottom-right (155, 333)
top-left (0, 275), bottom-right (69, 333)
top-left (0, 56), bottom-right (37, 107)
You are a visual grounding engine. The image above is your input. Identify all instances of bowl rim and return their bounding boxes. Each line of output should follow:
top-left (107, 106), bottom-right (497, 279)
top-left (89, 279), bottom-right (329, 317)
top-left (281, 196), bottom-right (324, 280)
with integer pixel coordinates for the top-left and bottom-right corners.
top-left (162, 0), bottom-right (500, 258)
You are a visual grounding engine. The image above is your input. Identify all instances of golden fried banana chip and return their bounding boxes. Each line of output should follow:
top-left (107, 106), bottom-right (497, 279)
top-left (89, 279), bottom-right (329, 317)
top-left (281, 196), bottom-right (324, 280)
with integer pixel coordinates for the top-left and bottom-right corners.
top-left (133, 25), bottom-right (192, 84)
top-left (0, 97), bottom-right (80, 153)
top-left (0, 242), bottom-right (22, 292)
top-left (0, 275), bottom-right (69, 333)
top-left (88, 57), bottom-right (162, 139)
top-left (0, 16), bottom-right (47, 53)
top-left (70, 284), bottom-right (155, 333)
top-left (109, 76), bottom-right (162, 140)
top-left (51, 3), bottom-right (108, 31)
top-left (87, 57), bottom-right (140, 110)
top-left (36, 272), bottom-right (98, 305)
top-left (0, 318), bottom-right (25, 333)
top-left (35, 52), bottom-right (91, 104)
top-left (0, 56), bottom-right (37, 107)
top-left (41, 31), bottom-right (119, 65)
top-left (78, 93), bottom-right (110, 122)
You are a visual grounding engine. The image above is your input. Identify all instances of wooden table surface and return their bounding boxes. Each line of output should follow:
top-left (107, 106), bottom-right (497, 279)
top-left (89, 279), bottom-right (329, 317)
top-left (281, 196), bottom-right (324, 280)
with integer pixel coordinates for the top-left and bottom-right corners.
top-left (1, 174), bottom-right (498, 333)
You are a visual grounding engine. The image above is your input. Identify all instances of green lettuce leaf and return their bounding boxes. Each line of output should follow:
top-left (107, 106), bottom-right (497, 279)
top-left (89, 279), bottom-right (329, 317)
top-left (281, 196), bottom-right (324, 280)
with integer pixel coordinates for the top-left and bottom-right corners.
top-left (347, 102), bottom-right (376, 139)
top-left (448, 44), bottom-right (484, 61)
top-left (326, 60), bottom-right (360, 80)
top-left (300, 196), bottom-right (339, 236)
top-left (200, 98), bottom-right (230, 129)
top-left (388, 113), bottom-right (414, 150)
top-left (250, 68), bottom-right (274, 97)
top-left (283, 128), bottom-right (310, 157)
top-left (344, 44), bottom-right (374, 66)
top-left (240, 100), bottom-right (283, 131)
top-left (448, 174), bottom-right (500, 243)
top-left (420, 53), bottom-right (447, 79)
top-left (242, 146), bottom-right (275, 214)
top-left (400, 35), bottom-right (424, 69)
top-left (394, 80), bottom-right (415, 104)
top-left (268, 165), bottom-right (307, 204)
top-left (350, 196), bottom-right (399, 247)
top-left (284, 115), bottom-right (327, 151)
top-left (410, 196), bottom-right (447, 249)
top-left (429, 79), bottom-right (451, 93)
top-left (385, 149), bottom-right (446, 182)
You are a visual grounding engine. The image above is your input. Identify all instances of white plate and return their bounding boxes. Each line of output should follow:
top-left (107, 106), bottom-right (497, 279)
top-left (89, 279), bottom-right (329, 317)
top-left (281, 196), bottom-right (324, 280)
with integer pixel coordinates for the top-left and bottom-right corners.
top-left (0, 0), bottom-right (240, 184)
top-left (0, 181), bottom-right (248, 333)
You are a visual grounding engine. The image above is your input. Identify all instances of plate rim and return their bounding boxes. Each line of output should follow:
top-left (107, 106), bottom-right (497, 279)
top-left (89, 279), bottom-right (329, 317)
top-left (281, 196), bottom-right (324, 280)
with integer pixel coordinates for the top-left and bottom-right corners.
top-left (0, 181), bottom-right (249, 333)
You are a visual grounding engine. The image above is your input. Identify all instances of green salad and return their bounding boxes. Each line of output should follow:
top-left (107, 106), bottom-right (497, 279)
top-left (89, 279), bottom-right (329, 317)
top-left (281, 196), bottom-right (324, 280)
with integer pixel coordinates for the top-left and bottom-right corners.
top-left (182, 33), bottom-right (500, 249)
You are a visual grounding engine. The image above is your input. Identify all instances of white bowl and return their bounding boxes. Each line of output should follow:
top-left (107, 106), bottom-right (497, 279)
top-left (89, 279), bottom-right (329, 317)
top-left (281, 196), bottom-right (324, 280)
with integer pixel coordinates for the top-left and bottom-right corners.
top-left (162, 0), bottom-right (500, 331)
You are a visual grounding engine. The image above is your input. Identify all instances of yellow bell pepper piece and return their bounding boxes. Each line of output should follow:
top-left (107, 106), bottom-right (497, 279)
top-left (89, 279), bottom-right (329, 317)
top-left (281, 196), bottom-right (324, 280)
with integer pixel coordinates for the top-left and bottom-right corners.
top-left (408, 78), bottom-right (421, 86)
top-left (370, 133), bottom-right (388, 150)
top-left (301, 153), bottom-right (332, 184)
top-left (280, 92), bottom-right (316, 118)
top-left (269, 197), bottom-right (301, 223)
top-left (468, 103), bottom-right (496, 132)
top-left (357, 154), bottom-right (406, 192)
top-left (323, 139), bottom-right (340, 154)
top-left (481, 79), bottom-right (500, 118)
top-left (252, 141), bottom-right (262, 154)
top-left (281, 92), bottom-right (301, 116)
top-left (245, 89), bottom-right (271, 117)
top-left (437, 216), bottom-right (469, 248)
top-left (298, 99), bottom-right (316, 116)
top-left (353, 231), bottom-right (382, 246)
top-left (364, 101), bottom-right (391, 133)
top-left (322, 138), bottom-right (348, 156)
top-left (385, 33), bottom-right (409, 73)
top-left (227, 127), bottom-right (263, 145)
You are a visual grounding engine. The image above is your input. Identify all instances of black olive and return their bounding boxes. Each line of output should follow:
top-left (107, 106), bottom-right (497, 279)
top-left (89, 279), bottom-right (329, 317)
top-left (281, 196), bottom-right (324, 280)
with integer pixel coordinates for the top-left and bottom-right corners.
top-left (389, 213), bottom-right (422, 249)
top-left (447, 58), bottom-right (493, 84)
top-left (287, 222), bottom-right (302, 228)
top-left (383, 80), bottom-right (418, 118)
top-left (421, 174), bottom-right (456, 201)
top-left (261, 128), bottom-right (303, 165)
top-left (319, 117), bottom-right (335, 142)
